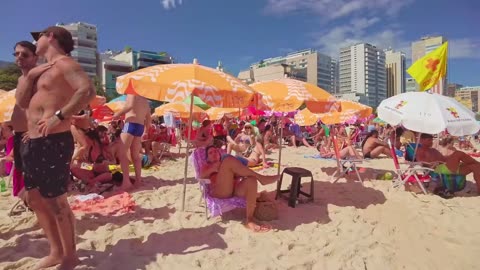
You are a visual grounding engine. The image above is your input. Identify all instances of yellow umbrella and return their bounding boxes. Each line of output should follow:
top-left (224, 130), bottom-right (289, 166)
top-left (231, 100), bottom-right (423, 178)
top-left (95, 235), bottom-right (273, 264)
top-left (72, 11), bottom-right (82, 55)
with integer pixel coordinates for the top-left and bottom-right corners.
top-left (154, 102), bottom-right (206, 119)
top-left (105, 101), bottom-right (125, 113)
top-left (250, 78), bottom-right (338, 113)
top-left (206, 107), bottom-right (240, 120)
top-left (0, 89), bottom-right (16, 123)
top-left (116, 63), bottom-right (254, 108)
top-left (294, 108), bottom-right (320, 126)
top-left (116, 63), bottom-right (256, 211)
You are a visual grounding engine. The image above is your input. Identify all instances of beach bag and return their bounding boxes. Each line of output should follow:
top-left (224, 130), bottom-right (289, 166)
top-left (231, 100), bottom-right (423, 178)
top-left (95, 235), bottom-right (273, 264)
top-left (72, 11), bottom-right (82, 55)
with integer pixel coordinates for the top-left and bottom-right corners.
top-left (254, 193), bottom-right (278, 221)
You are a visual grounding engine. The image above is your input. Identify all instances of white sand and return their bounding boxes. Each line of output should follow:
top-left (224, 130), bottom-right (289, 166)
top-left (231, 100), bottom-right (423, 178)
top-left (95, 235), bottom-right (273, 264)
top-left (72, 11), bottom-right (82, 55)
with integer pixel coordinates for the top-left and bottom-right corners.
top-left (1, 146), bottom-right (480, 270)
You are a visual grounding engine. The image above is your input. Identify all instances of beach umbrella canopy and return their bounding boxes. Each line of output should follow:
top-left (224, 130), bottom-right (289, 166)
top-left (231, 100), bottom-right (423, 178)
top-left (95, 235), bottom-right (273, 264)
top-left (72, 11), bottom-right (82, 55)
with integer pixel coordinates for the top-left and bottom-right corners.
top-left (206, 107), bottom-right (240, 120)
top-left (105, 101), bottom-right (125, 113)
top-left (0, 89), bottom-right (15, 123)
top-left (378, 92), bottom-right (480, 136)
top-left (92, 105), bottom-right (115, 121)
top-left (183, 95), bottom-right (210, 110)
top-left (154, 102), bottom-right (206, 119)
top-left (90, 95), bottom-right (107, 109)
top-left (116, 63), bottom-right (255, 108)
top-left (318, 100), bottom-right (373, 125)
top-left (117, 63), bottom-right (256, 212)
top-left (250, 78), bottom-right (338, 113)
top-left (294, 108), bottom-right (319, 126)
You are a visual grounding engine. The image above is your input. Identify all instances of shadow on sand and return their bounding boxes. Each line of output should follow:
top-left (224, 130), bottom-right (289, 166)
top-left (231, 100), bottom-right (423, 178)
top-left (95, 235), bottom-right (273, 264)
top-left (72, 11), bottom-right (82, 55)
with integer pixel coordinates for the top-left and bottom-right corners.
top-left (78, 223), bottom-right (227, 269)
top-left (267, 177), bottom-right (387, 231)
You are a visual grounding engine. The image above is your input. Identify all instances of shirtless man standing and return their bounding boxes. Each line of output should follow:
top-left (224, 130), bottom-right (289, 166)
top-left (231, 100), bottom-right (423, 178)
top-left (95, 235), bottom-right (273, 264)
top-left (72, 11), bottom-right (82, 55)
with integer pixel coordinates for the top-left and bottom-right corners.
top-left (12, 41), bottom-right (38, 201)
top-left (16, 26), bottom-right (95, 270)
top-left (113, 94), bottom-right (151, 187)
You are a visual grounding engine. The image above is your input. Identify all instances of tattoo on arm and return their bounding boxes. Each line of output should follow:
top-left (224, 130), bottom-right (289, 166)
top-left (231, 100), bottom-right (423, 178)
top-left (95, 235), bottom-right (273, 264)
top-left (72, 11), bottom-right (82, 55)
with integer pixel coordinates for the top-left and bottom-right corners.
top-left (61, 65), bottom-right (95, 118)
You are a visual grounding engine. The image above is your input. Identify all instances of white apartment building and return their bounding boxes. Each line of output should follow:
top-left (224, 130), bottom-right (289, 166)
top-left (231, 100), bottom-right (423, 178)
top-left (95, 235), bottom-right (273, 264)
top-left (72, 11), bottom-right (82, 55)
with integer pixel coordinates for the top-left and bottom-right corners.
top-left (59, 22), bottom-right (98, 78)
top-left (339, 43), bottom-right (387, 108)
top-left (385, 49), bottom-right (406, 97)
top-left (238, 49), bottom-right (338, 94)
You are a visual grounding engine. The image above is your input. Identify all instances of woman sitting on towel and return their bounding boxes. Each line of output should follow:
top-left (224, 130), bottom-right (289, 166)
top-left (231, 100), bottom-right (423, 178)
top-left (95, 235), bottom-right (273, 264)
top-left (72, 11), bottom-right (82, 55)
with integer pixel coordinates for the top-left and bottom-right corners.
top-left (200, 146), bottom-right (279, 232)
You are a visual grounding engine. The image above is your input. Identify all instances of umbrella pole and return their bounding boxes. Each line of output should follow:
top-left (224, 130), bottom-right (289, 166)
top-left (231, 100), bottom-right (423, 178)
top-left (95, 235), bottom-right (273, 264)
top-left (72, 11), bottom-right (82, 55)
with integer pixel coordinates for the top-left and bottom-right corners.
top-left (182, 95), bottom-right (195, 211)
top-left (277, 115), bottom-right (284, 175)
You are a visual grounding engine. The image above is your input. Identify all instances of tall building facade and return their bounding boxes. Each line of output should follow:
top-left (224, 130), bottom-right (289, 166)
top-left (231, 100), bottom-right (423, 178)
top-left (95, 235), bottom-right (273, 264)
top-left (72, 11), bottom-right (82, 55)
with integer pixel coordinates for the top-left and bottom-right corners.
top-left (411, 36), bottom-right (447, 94)
top-left (455, 86), bottom-right (480, 113)
top-left (446, 83), bottom-right (463, 97)
top-left (99, 49), bottom-right (173, 99)
top-left (406, 78), bottom-right (417, 92)
top-left (339, 43), bottom-right (387, 108)
top-left (385, 49), bottom-right (406, 97)
top-left (237, 49), bottom-right (338, 93)
top-left (59, 22), bottom-right (98, 78)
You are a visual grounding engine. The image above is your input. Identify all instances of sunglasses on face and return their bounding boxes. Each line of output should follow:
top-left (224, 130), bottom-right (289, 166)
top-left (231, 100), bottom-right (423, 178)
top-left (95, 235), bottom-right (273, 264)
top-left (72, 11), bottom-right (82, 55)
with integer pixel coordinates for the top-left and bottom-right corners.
top-left (245, 127), bottom-right (251, 130)
top-left (13, 52), bottom-right (33, 58)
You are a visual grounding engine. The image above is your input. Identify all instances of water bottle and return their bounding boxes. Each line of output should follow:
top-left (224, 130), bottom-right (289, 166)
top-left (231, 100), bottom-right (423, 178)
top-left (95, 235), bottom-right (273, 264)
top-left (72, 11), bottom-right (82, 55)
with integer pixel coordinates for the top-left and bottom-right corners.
top-left (0, 178), bottom-right (6, 192)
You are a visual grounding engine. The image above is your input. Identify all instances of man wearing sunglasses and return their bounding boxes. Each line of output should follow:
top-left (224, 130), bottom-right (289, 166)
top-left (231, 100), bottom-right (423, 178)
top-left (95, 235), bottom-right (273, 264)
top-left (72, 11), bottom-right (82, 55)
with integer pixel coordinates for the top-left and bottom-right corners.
top-left (15, 26), bottom-right (96, 270)
top-left (11, 41), bottom-right (37, 201)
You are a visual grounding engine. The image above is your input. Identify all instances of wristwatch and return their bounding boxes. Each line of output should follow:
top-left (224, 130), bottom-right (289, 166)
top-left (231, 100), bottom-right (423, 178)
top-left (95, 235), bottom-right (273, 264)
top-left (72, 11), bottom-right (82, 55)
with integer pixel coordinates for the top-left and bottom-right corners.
top-left (55, 110), bottom-right (65, 121)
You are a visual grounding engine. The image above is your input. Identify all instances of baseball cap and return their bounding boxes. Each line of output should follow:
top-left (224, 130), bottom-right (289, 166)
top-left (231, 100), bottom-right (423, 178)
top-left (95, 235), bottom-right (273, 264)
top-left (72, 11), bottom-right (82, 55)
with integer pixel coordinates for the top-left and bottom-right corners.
top-left (31, 26), bottom-right (74, 54)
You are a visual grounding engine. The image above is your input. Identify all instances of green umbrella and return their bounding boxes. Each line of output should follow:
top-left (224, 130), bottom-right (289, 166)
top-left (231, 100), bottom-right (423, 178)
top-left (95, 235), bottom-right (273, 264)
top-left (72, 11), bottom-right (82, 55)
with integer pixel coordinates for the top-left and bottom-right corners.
top-left (183, 95), bottom-right (210, 110)
top-left (373, 117), bottom-right (387, 124)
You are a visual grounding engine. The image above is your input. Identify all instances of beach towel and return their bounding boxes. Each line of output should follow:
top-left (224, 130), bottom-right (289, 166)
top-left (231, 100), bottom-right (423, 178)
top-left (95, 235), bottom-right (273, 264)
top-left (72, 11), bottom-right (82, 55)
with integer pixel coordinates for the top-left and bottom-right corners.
top-left (250, 162), bottom-right (279, 171)
top-left (303, 154), bottom-right (335, 160)
top-left (70, 192), bottom-right (135, 216)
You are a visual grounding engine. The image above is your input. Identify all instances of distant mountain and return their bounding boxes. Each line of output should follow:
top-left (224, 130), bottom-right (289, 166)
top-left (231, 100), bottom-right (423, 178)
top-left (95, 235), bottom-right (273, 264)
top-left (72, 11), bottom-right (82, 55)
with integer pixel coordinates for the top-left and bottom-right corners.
top-left (0, 60), bottom-right (14, 68)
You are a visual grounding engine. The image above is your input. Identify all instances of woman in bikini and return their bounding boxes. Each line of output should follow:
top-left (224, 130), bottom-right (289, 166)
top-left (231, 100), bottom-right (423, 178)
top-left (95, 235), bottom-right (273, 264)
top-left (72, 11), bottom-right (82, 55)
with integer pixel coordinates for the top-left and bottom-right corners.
top-left (194, 120), bottom-right (213, 148)
top-left (71, 106), bottom-right (94, 162)
top-left (200, 145), bottom-right (279, 232)
top-left (227, 123), bottom-right (256, 155)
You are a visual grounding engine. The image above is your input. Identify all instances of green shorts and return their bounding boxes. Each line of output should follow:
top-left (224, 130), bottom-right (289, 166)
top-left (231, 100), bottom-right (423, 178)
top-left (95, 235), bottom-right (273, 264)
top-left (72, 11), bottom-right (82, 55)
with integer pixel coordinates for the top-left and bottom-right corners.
top-left (435, 163), bottom-right (460, 174)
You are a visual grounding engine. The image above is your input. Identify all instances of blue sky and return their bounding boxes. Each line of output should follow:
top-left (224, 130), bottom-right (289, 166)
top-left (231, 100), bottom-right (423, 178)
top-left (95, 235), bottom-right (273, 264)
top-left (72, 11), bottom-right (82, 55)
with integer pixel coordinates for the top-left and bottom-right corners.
top-left (1, 0), bottom-right (479, 86)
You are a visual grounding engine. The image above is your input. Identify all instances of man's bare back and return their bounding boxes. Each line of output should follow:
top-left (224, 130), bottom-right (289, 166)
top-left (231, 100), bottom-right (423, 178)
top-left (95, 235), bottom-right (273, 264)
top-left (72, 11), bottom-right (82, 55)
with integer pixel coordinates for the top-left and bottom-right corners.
top-left (124, 94), bottom-right (150, 124)
top-left (27, 58), bottom-right (76, 138)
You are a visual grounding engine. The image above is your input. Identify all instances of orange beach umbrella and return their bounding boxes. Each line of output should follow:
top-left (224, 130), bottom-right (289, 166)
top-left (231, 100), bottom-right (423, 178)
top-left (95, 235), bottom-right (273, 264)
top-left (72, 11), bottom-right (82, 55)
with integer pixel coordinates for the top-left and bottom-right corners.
top-left (206, 107), bottom-right (240, 120)
top-left (0, 89), bottom-right (16, 123)
top-left (154, 102), bottom-right (206, 119)
top-left (116, 63), bottom-right (255, 108)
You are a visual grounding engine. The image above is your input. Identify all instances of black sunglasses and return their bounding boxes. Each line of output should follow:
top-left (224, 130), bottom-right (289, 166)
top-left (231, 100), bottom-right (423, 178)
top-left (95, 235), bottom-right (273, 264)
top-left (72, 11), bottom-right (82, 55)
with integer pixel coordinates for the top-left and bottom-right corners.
top-left (12, 52), bottom-right (33, 58)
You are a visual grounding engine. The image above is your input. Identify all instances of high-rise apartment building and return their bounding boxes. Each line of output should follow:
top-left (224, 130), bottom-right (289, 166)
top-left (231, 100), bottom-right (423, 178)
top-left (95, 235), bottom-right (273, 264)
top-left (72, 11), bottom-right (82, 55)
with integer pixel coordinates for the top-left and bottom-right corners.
top-left (385, 49), bottom-right (406, 97)
top-left (406, 78), bottom-right (417, 92)
top-left (455, 86), bottom-right (480, 113)
top-left (58, 22), bottom-right (98, 78)
top-left (339, 43), bottom-right (387, 108)
top-left (446, 83), bottom-right (463, 97)
top-left (238, 49), bottom-right (338, 93)
top-left (411, 36), bottom-right (447, 94)
top-left (99, 49), bottom-right (173, 99)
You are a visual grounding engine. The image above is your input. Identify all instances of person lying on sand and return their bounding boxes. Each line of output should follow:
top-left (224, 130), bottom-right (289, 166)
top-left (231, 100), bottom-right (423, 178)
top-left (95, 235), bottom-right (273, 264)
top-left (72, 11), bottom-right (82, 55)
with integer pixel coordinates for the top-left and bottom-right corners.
top-left (200, 146), bottom-right (279, 232)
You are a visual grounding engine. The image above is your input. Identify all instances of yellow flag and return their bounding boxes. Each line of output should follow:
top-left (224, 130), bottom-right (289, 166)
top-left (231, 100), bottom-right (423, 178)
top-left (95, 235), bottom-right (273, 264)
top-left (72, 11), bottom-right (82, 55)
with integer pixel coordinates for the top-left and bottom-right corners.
top-left (407, 41), bottom-right (448, 91)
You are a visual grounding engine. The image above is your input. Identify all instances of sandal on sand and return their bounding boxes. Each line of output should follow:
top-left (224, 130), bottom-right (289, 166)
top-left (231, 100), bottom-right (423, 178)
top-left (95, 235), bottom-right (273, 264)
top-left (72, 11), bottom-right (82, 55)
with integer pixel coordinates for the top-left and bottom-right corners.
top-left (9, 200), bottom-right (30, 217)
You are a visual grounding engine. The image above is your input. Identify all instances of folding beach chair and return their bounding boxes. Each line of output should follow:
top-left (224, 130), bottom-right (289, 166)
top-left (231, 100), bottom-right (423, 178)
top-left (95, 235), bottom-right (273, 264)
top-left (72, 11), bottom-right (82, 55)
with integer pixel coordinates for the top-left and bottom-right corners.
top-left (388, 139), bottom-right (432, 194)
top-left (330, 135), bottom-right (364, 184)
top-left (190, 148), bottom-right (246, 219)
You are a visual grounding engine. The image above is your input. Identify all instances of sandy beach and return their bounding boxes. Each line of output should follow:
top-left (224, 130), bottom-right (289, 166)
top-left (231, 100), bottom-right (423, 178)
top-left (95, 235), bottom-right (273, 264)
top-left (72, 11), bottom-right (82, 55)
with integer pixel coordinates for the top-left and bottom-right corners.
top-left (1, 146), bottom-right (480, 270)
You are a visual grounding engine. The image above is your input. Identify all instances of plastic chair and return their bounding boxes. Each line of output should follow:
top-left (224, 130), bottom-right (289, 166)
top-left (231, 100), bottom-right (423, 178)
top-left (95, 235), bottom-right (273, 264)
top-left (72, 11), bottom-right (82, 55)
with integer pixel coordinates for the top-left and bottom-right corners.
top-left (330, 135), bottom-right (363, 184)
top-left (189, 148), bottom-right (246, 219)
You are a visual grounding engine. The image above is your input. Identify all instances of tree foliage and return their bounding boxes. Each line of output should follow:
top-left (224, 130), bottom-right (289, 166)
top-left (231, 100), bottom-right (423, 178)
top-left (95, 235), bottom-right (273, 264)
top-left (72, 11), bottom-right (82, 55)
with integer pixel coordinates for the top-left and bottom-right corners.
top-left (92, 76), bottom-right (105, 97)
top-left (0, 65), bottom-right (21, 90)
